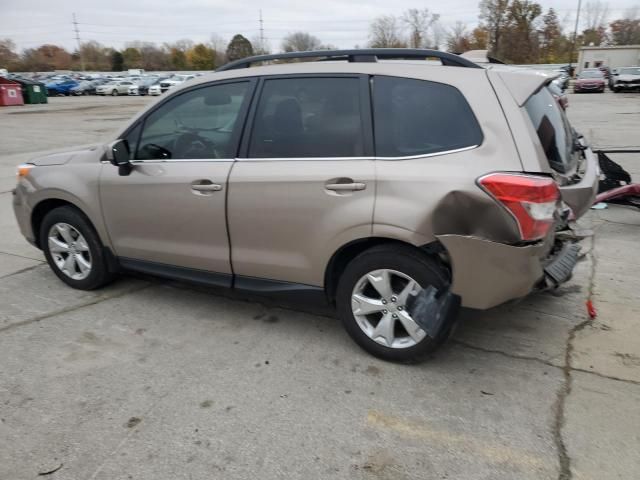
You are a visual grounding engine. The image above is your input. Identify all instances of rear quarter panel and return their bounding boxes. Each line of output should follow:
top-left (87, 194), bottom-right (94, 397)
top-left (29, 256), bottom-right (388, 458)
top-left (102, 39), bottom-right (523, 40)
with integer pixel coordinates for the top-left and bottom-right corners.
top-left (373, 69), bottom-right (524, 244)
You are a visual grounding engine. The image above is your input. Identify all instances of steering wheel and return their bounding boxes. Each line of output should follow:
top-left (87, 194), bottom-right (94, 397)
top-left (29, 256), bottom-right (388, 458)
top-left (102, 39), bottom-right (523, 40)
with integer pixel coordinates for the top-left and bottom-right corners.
top-left (173, 132), bottom-right (217, 159)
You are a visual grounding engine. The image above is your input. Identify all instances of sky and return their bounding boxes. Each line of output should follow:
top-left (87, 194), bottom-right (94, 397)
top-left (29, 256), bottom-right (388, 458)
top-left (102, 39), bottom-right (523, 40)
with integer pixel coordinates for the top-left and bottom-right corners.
top-left (1, 0), bottom-right (637, 52)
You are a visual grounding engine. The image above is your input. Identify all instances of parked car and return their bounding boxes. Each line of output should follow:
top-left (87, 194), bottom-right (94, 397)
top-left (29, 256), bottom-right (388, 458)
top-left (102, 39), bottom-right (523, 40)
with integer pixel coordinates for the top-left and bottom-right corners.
top-left (96, 80), bottom-right (135, 96)
top-left (548, 81), bottom-right (568, 109)
top-left (552, 69), bottom-right (570, 90)
top-left (159, 74), bottom-right (195, 93)
top-left (147, 83), bottom-right (163, 95)
top-left (610, 66), bottom-right (640, 92)
top-left (70, 80), bottom-right (101, 96)
top-left (574, 69), bottom-right (606, 93)
top-left (45, 79), bottom-right (79, 96)
top-left (129, 77), bottom-right (168, 96)
top-left (13, 49), bottom-right (597, 362)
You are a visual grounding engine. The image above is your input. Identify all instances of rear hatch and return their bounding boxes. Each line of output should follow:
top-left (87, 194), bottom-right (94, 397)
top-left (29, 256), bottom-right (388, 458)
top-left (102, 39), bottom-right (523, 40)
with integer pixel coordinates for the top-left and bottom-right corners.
top-left (489, 68), bottom-right (598, 219)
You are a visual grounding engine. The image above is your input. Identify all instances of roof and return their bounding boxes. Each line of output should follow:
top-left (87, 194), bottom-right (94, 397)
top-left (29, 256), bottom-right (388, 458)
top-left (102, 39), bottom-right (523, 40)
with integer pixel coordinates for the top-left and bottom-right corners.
top-left (579, 45), bottom-right (640, 51)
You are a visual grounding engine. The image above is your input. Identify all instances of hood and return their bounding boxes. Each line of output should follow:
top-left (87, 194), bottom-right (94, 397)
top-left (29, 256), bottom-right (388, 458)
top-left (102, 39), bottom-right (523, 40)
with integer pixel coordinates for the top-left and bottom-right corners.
top-left (617, 74), bottom-right (640, 81)
top-left (576, 77), bottom-right (604, 83)
top-left (29, 144), bottom-right (103, 166)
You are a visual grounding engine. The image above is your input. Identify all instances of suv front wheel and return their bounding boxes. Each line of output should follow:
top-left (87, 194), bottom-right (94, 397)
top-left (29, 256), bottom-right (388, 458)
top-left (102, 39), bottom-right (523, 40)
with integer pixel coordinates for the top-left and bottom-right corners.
top-left (40, 206), bottom-right (116, 290)
top-left (336, 245), bottom-right (455, 363)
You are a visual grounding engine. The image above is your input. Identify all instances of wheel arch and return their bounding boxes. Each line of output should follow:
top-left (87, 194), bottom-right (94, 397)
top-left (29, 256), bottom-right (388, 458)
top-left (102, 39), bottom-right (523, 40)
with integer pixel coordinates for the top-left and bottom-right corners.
top-left (31, 198), bottom-right (95, 249)
top-left (324, 237), bottom-right (450, 304)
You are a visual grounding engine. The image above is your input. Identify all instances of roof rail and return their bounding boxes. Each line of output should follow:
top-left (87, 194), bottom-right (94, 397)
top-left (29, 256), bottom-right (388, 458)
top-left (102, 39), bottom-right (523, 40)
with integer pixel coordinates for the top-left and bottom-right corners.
top-left (216, 48), bottom-right (482, 72)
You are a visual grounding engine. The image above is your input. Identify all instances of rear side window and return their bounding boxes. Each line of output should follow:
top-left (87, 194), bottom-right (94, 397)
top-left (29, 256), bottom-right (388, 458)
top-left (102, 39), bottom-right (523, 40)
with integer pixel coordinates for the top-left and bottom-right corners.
top-left (249, 77), bottom-right (365, 158)
top-left (525, 87), bottom-right (576, 173)
top-left (372, 76), bottom-right (482, 157)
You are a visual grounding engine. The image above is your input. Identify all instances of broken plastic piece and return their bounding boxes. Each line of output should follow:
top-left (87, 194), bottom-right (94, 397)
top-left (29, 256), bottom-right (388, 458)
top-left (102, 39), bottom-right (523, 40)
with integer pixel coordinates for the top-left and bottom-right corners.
top-left (586, 300), bottom-right (597, 319)
top-left (590, 202), bottom-right (608, 210)
top-left (407, 286), bottom-right (460, 339)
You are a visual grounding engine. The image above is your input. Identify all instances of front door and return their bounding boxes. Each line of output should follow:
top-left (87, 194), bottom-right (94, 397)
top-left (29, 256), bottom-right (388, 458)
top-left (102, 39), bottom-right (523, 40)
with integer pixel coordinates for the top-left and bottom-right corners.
top-left (227, 75), bottom-right (375, 288)
top-left (100, 80), bottom-right (254, 281)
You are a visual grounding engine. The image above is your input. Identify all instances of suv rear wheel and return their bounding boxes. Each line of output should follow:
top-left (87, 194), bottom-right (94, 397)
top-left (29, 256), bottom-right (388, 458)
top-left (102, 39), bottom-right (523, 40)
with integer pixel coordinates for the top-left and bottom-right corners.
top-left (40, 206), bottom-right (116, 290)
top-left (336, 244), bottom-right (455, 362)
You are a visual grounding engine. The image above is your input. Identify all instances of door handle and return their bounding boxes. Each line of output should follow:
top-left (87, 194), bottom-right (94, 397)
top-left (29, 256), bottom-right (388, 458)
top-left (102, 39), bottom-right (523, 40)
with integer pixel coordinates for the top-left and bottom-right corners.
top-left (192, 183), bottom-right (222, 192)
top-left (325, 182), bottom-right (366, 192)
top-left (191, 180), bottom-right (223, 193)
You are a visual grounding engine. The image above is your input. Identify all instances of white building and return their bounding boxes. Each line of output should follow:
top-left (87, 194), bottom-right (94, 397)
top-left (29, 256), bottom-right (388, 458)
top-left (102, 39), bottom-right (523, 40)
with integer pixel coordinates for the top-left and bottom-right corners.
top-left (577, 45), bottom-right (640, 72)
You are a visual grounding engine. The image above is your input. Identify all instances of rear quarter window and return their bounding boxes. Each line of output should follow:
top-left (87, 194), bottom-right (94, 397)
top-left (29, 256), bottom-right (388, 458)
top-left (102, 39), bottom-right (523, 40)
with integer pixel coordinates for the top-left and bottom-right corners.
top-left (524, 87), bottom-right (576, 174)
top-left (372, 76), bottom-right (483, 157)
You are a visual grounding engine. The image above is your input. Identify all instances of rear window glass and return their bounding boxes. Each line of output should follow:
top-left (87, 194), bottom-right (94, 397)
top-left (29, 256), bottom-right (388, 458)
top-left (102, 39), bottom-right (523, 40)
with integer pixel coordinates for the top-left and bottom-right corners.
top-left (524, 87), bottom-right (577, 173)
top-left (372, 76), bottom-right (483, 157)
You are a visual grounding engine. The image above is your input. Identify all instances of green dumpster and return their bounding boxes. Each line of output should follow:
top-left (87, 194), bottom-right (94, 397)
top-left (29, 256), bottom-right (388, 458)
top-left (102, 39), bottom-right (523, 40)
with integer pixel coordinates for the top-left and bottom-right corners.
top-left (17, 79), bottom-right (48, 104)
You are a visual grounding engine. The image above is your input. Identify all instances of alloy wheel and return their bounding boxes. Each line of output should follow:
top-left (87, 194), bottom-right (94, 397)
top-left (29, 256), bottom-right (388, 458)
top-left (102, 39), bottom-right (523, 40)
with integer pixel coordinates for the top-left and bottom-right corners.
top-left (351, 269), bottom-right (426, 348)
top-left (47, 223), bottom-right (92, 280)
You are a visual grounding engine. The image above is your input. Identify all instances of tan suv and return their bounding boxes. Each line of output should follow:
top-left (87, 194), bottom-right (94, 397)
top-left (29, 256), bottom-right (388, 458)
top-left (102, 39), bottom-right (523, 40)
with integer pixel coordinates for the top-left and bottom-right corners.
top-left (13, 49), bottom-right (598, 362)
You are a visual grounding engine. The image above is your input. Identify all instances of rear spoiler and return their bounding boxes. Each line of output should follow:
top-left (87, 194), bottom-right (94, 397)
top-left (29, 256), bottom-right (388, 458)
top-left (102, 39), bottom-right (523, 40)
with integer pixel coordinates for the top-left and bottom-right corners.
top-left (490, 68), bottom-right (559, 106)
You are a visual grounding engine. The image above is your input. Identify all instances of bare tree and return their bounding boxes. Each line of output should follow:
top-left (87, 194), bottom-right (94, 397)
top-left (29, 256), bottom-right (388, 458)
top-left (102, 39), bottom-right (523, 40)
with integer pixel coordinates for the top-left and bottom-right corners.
top-left (583, 1), bottom-right (610, 30)
top-left (281, 32), bottom-right (323, 52)
top-left (446, 21), bottom-right (471, 52)
top-left (401, 8), bottom-right (440, 48)
top-left (369, 15), bottom-right (407, 48)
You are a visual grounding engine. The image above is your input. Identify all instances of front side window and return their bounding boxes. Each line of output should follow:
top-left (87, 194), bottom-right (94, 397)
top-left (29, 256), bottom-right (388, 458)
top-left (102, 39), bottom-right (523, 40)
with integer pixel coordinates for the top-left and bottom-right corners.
top-left (136, 82), bottom-right (249, 160)
top-left (372, 76), bottom-right (483, 157)
top-left (524, 86), bottom-right (577, 173)
top-left (249, 77), bottom-right (365, 158)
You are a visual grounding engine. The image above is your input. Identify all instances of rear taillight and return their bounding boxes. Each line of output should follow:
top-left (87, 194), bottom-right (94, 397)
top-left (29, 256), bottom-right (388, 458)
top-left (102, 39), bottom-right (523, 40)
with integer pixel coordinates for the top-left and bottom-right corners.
top-left (478, 173), bottom-right (560, 241)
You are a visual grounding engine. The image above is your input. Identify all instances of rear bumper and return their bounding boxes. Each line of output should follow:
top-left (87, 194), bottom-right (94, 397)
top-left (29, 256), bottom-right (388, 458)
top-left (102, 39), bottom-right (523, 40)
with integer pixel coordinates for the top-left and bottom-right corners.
top-left (437, 234), bottom-right (577, 310)
top-left (559, 147), bottom-right (599, 220)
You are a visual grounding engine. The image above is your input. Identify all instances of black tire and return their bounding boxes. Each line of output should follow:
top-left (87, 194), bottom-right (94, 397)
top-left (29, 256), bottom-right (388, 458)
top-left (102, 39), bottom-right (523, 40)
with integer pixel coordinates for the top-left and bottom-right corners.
top-left (111, 89), bottom-right (118, 96)
top-left (336, 244), bottom-right (457, 363)
top-left (40, 206), bottom-right (116, 290)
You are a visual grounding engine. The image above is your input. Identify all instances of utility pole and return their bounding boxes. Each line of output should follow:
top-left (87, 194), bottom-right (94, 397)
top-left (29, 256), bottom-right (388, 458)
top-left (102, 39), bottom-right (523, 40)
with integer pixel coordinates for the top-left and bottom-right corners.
top-left (73, 13), bottom-right (85, 71)
top-left (259, 9), bottom-right (265, 52)
top-left (568, 0), bottom-right (582, 76)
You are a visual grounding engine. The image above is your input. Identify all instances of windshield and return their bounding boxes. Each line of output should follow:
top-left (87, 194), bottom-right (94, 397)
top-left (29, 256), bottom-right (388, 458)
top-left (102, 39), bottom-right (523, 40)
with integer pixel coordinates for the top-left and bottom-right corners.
top-left (620, 67), bottom-right (640, 75)
top-left (578, 71), bottom-right (604, 79)
top-left (524, 86), bottom-right (578, 174)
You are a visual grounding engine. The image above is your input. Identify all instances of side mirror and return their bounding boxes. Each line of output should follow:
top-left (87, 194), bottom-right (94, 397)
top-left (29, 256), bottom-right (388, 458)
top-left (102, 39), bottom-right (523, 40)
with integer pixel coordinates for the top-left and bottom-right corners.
top-left (106, 139), bottom-right (132, 176)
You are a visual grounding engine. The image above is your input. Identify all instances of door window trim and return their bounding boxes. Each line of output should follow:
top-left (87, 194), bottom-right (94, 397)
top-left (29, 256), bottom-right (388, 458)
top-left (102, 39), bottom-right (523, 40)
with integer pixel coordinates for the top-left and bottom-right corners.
top-left (237, 73), bottom-right (375, 160)
top-left (118, 77), bottom-right (258, 163)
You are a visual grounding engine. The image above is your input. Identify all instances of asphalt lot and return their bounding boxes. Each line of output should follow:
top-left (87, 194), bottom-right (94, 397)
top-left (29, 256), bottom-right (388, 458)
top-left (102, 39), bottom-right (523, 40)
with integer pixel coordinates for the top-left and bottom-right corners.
top-left (1, 92), bottom-right (639, 480)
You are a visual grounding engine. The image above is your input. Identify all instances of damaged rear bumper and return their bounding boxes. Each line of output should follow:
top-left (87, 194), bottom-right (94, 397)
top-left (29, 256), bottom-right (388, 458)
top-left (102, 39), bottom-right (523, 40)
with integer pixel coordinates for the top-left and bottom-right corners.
top-left (437, 234), bottom-right (578, 310)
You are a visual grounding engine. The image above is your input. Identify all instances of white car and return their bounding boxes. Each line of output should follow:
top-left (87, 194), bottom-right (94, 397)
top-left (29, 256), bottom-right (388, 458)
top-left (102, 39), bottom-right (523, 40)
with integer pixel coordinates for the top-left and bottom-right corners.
top-left (148, 84), bottom-right (162, 96)
top-left (128, 85), bottom-right (139, 96)
top-left (159, 75), bottom-right (195, 93)
top-left (96, 81), bottom-right (135, 96)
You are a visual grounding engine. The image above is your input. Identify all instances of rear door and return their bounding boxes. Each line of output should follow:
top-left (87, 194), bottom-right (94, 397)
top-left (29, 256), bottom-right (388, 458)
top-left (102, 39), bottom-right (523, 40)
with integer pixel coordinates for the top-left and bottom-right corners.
top-left (227, 75), bottom-right (375, 288)
top-left (100, 80), bottom-right (255, 282)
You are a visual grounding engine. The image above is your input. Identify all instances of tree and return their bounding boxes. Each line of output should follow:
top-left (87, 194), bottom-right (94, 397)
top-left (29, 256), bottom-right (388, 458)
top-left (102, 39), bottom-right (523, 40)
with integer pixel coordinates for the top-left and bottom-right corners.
top-left (583, 1), bottom-right (609, 31)
top-left (539, 8), bottom-right (564, 62)
top-left (401, 8), bottom-right (440, 48)
top-left (226, 34), bottom-right (253, 62)
top-left (187, 43), bottom-right (216, 70)
top-left (609, 9), bottom-right (640, 45)
top-left (281, 32), bottom-right (323, 52)
top-left (122, 47), bottom-right (142, 69)
top-left (501, 0), bottom-right (542, 63)
top-left (369, 15), bottom-right (406, 48)
top-left (20, 44), bottom-right (72, 71)
top-left (166, 40), bottom-right (192, 70)
top-left (0, 39), bottom-right (20, 71)
top-left (78, 41), bottom-right (111, 71)
top-left (480, 0), bottom-right (511, 57)
top-left (470, 27), bottom-right (489, 49)
top-left (111, 50), bottom-right (124, 71)
top-left (446, 22), bottom-right (472, 52)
